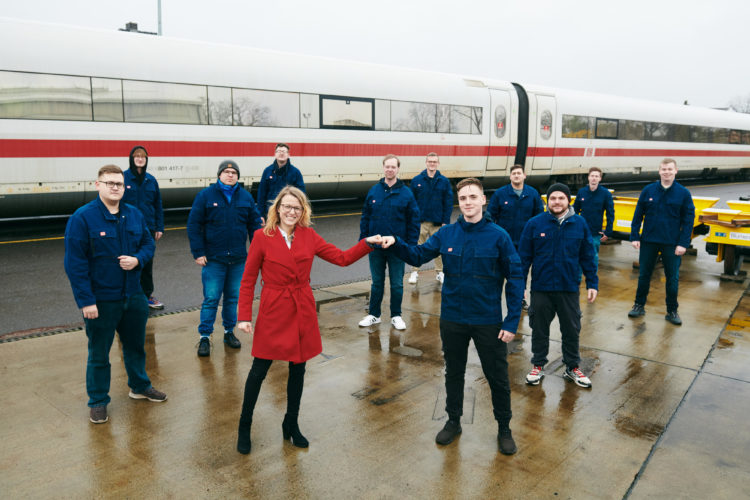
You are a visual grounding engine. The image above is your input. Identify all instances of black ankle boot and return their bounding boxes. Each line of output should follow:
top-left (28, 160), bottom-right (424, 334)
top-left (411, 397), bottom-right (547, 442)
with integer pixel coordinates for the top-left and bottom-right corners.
top-left (282, 414), bottom-right (309, 448)
top-left (237, 420), bottom-right (252, 454)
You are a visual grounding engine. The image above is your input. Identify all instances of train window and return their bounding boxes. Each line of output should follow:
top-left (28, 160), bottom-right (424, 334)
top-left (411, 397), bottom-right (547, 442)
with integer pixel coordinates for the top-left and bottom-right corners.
top-left (742, 131), bottom-right (750, 145)
top-left (375, 99), bottom-right (390, 130)
top-left (391, 101), bottom-right (439, 132)
top-left (320, 95), bottom-right (373, 129)
top-left (208, 86), bottom-right (232, 125)
top-left (620, 120), bottom-right (644, 140)
top-left (691, 126), bottom-right (711, 143)
top-left (713, 128), bottom-right (729, 144)
top-left (299, 93), bottom-right (320, 129)
top-left (437, 104), bottom-right (450, 133)
top-left (729, 130), bottom-right (742, 144)
top-left (92, 78), bottom-right (123, 122)
top-left (674, 124), bottom-right (690, 142)
top-left (450, 105), bottom-right (474, 134)
top-left (562, 114), bottom-right (592, 139)
top-left (540, 110), bottom-right (553, 140)
top-left (232, 88), bottom-right (298, 127)
top-left (0, 70), bottom-right (92, 120)
top-left (470, 106), bottom-right (483, 134)
top-left (123, 80), bottom-right (207, 125)
top-left (595, 118), bottom-right (618, 139)
top-left (494, 105), bottom-right (507, 138)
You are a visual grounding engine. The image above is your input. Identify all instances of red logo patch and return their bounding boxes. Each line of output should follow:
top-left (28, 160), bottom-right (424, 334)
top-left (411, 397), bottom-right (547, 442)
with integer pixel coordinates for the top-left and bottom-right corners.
top-left (504, 201), bottom-right (508, 204)
top-left (540, 233), bottom-right (546, 237)
top-left (269, 176), bottom-right (273, 179)
top-left (649, 198), bottom-right (653, 201)
top-left (213, 202), bottom-right (218, 206)
top-left (100, 231), bottom-right (106, 236)
top-left (372, 200), bottom-right (376, 203)
top-left (126, 185), bottom-right (131, 189)
top-left (448, 248), bottom-right (453, 252)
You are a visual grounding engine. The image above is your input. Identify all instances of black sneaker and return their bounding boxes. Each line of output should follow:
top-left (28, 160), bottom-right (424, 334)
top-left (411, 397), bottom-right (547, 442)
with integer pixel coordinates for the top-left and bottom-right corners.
top-left (521, 299), bottom-right (529, 311)
top-left (224, 331), bottom-right (241, 348)
top-left (129, 387), bottom-right (168, 402)
top-left (498, 428), bottom-right (517, 455)
top-left (197, 337), bottom-right (211, 357)
top-left (665, 310), bottom-right (682, 325)
top-left (435, 420), bottom-right (462, 445)
top-left (628, 303), bottom-right (645, 318)
top-left (89, 405), bottom-right (108, 424)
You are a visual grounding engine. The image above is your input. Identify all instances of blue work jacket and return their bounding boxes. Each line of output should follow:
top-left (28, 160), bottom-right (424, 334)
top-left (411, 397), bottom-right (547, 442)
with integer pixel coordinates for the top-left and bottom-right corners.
top-left (187, 182), bottom-right (263, 263)
top-left (573, 185), bottom-right (614, 237)
top-left (359, 179), bottom-right (420, 244)
top-left (630, 182), bottom-right (695, 247)
top-left (409, 169), bottom-right (453, 225)
top-left (519, 210), bottom-right (598, 292)
top-left (391, 216), bottom-right (523, 329)
top-left (122, 168), bottom-right (164, 232)
top-left (256, 161), bottom-right (305, 217)
top-left (487, 184), bottom-right (544, 246)
top-left (64, 197), bottom-right (155, 308)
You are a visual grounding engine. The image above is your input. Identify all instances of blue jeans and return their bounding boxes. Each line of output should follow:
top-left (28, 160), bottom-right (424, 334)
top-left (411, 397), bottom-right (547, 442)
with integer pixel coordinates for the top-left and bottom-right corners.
top-left (368, 249), bottom-right (405, 317)
top-left (199, 259), bottom-right (245, 335)
top-left (578, 235), bottom-right (601, 283)
top-left (635, 242), bottom-right (681, 312)
top-left (84, 294), bottom-right (151, 407)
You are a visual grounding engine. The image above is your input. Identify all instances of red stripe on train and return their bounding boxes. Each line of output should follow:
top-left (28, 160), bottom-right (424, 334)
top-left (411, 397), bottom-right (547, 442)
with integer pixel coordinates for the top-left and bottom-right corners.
top-left (1, 139), bottom-right (749, 158)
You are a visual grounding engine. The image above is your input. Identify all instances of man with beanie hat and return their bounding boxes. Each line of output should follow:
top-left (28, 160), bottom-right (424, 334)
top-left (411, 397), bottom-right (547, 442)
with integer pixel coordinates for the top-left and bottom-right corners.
top-left (518, 183), bottom-right (598, 389)
top-left (257, 143), bottom-right (305, 220)
top-left (187, 160), bottom-right (263, 357)
top-left (122, 145), bottom-right (165, 309)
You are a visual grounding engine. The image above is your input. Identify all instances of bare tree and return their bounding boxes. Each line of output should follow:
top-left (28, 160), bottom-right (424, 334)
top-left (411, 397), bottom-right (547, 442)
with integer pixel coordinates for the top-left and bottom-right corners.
top-left (728, 94), bottom-right (750, 114)
top-left (233, 97), bottom-right (274, 126)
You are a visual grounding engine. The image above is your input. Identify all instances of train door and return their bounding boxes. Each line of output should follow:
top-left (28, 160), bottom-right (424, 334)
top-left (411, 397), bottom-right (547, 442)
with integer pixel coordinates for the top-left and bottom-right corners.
top-left (487, 88), bottom-right (512, 172)
top-left (530, 94), bottom-right (557, 171)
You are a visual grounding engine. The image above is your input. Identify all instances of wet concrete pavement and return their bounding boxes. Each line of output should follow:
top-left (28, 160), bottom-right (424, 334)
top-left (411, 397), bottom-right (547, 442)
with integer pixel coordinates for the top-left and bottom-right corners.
top-left (2, 235), bottom-right (750, 498)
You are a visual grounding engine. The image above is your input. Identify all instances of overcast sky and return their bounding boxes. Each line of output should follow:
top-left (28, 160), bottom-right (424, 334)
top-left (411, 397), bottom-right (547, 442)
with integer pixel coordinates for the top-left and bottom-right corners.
top-left (4, 0), bottom-right (749, 109)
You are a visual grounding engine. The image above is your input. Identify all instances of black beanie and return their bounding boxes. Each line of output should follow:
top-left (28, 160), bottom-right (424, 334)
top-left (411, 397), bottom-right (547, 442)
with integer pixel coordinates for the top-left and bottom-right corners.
top-left (217, 160), bottom-right (240, 177)
top-left (547, 183), bottom-right (571, 202)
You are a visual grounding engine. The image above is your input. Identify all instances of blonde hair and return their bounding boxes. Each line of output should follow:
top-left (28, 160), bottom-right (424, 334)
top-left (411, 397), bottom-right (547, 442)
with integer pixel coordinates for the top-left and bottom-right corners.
top-left (263, 186), bottom-right (313, 236)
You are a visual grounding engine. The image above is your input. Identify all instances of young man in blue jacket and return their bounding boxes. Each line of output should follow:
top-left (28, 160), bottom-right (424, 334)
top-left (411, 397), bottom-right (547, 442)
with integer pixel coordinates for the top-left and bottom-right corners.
top-left (487, 165), bottom-right (544, 247)
top-left (256, 143), bottom-right (305, 221)
top-left (519, 183), bottom-right (598, 389)
top-left (628, 159), bottom-right (695, 325)
top-left (122, 145), bottom-right (166, 310)
top-left (64, 165), bottom-right (167, 425)
top-left (573, 166), bottom-right (614, 270)
top-left (358, 154), bottom-right (420, 330)
top-left (407, 152), bottom-right (453, 284)
top-left (187, 160), bottom-right (263, 356)
top-left (381, 177), bottom-right (523, 455)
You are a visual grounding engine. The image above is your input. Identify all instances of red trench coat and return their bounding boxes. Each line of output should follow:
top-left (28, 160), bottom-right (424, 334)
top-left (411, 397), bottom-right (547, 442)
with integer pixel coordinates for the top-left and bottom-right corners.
top-left (238, 227), bottom-right (372, 363)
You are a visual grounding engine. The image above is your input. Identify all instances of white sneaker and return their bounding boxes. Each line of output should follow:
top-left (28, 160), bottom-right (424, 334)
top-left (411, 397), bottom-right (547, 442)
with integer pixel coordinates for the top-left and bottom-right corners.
top-left (391, 316), bottom-right (406, 330)
top-left (408, 271), bottom-right (418, 284)
top-left (436, 272), bottom-right (444, 283)
top-left (358, 315), bottom-right (381, 327)
top-left (525, 365), bottom-right (544, 385)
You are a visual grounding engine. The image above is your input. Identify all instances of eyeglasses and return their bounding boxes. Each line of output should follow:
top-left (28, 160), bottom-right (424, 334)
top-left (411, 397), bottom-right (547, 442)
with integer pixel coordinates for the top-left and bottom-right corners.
top-left (101, 181), bottom-right (124, 190)
top-left (280, 204), bottom-right (303, 214)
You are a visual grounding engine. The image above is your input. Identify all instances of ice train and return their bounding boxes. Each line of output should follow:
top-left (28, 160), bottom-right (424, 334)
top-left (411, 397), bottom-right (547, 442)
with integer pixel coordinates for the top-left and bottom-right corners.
top-left (2, 17), bottom-right (750, 218)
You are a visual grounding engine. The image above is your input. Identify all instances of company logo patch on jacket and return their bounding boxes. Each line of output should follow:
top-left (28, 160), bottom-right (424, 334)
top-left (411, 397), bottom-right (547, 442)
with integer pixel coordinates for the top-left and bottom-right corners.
top-left (213, 202), bottom-right (218, 206)
top-left (126, 185), bottom-right (132, 189)
top-left (649, 198), bottom-right (653, 201)
top-left (100, 231), bottom-right (106, 236)
top-left (504, 201), bottom-right (508, 204)
top-left (448, 247), bottom-right (453, 252)
top-left (540, 233), bottom-right (546, 237)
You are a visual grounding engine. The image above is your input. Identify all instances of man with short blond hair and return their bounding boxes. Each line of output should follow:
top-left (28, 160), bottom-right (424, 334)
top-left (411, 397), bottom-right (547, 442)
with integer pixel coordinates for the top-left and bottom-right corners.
top-left (408, 153), bottom-right (453, 284)
top-left (64, 165), bottom-right (167, 425)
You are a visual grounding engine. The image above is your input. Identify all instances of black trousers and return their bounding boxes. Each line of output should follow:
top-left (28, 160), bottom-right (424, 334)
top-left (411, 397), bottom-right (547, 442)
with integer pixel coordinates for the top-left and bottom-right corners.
top-left (528, 291), bottom-right (581, 370)
top-left (239, 357), bottom-right (306, 425)
top-left (140, 255), bottom-right (154, 298)
top-left (439, 319), bottom-right (511, 425)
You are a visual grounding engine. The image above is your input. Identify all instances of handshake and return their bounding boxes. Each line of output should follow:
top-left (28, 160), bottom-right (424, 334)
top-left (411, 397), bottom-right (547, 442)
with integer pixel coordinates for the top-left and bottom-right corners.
top-left (364, 235), bottom-right (396, 248)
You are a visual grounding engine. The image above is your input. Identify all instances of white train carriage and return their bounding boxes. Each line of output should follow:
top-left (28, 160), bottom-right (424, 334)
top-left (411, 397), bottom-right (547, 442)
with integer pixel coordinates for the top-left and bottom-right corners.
top-left (1, 18), bottom-right (749, 218)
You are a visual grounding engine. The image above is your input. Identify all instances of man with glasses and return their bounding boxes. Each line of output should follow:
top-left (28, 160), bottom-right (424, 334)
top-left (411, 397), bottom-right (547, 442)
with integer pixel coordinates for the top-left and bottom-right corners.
top-left (257, 143), bottom-right (305, 222)
top-left (64, 165), bottom-right (167, 425)
top-left (122, 145), bottom-right (166, 310)
top-left (188, 160), bottom-right (263, 356)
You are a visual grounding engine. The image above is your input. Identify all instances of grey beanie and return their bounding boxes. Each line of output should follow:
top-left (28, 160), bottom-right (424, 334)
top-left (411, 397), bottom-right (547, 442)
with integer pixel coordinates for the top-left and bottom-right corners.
top-left (546, 182), bottom-right (571, 202)
top-left (218, 160), bottom-right (240, 177)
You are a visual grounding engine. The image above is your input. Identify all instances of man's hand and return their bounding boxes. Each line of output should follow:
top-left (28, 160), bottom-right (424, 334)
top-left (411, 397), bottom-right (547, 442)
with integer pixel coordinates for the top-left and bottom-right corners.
top-left (587, 288), bottom-right (598, 303)
top-left (599, 233), bottom-right (608, 243)
top-left (675, 245), bottom-right (687, 256)
top-left (154, 231), bottom-right (163, 241)
top-left (260, 217), bottom-right (266, 227)
top-left (195, 256), bottom-right (207, 266)
top-left (365, 234), bottom-right (383, 245)
top-left (631, 241), bottom-right (641, 250)
top-left (381, 236), bottom-right (396, 248)
top-left (498, 330), bottom-right (515, 343)
top-left (82, 304), bottom-right (98, 319)
top-left (118, 255), bottom-right (139, 270)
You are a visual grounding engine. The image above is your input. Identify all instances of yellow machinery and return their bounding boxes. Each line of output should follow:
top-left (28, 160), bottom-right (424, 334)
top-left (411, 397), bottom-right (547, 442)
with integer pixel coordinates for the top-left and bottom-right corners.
top-left (700, 202), bottom-right (750, 278)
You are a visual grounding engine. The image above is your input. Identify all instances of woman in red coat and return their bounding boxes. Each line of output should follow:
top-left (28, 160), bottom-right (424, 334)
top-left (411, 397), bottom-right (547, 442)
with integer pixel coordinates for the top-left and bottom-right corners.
top-left (235, 186), bottom-right (382, 454)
